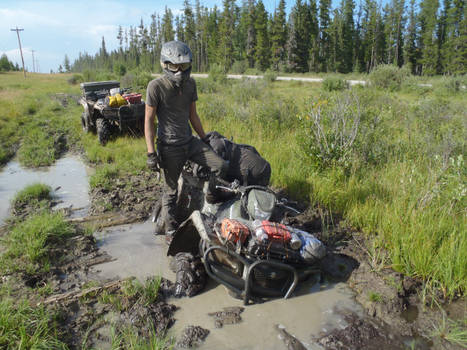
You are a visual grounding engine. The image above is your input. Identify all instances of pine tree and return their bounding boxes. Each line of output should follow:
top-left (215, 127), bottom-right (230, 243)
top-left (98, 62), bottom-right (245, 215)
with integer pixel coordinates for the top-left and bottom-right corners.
top-left (403, 0), bottom-right (421, 73)
top-left (254, 0), bottom-right (270, 70)
top-left (183, 0), bottom-right (197, 69)
top-left (63, 55), bottom-right (71, 72)
top-left (270, 0), bottom-right (287, 71)
top-left (441, 0), bottom-right (466, 74)
top-left (319, 0), bottom-right (332, 71)
top-left (308, 0), bottom-right (320, 72)
top-left (419, 0), bottom-right (439, 75)
top-left (383, 0), bottom-right (406, 66)
top-left (218, 0), bottom-right (236, 71)
top-left (339, 0), bottom-right (355, 72)
top-left (161, 7), bottom-right (175, 43)
top-left (246, 0), bottom-right (257, 68)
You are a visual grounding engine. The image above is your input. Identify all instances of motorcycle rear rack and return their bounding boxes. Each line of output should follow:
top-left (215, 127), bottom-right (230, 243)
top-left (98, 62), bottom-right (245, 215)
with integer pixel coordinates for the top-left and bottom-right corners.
top-left (203, 245), bottom-right (299, 305)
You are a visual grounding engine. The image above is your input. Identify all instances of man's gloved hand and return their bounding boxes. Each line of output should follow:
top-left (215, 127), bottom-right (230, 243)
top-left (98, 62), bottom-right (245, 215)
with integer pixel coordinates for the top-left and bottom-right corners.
top-left (147, 152), bottom-right (160, 172)
top-left (201, 134), bottom-right (210, 144)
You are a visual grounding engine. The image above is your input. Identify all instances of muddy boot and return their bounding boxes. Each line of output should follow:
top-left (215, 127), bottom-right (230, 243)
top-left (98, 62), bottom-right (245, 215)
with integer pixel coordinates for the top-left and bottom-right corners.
top-left (170, 252), bottom-right (207, 297)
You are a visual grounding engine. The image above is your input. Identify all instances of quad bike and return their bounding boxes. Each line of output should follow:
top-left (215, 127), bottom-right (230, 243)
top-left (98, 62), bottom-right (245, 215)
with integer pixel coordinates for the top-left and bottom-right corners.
top-left (158, 163), bottom-right (327, 305)
top-left (79, 81), bottom-right (145, 145)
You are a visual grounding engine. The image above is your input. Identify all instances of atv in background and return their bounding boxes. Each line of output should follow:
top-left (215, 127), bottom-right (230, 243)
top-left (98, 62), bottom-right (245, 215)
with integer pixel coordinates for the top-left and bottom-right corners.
top-left (79, 81), bottom-right (145, 145)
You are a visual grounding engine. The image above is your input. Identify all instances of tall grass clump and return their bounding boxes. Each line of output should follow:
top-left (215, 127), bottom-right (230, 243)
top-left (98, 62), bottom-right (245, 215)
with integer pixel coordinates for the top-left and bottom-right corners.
top-left (11, 183), bottom-right (52, 211)
top-left (322, 76), bottom-right (349, 91)
top-left (0, 297), bottom-right (67, 349)
top-left (263, 69), bottom-right (277, 83)
top-left (369, 64), bottom-right (410, 91)
top-left (1, 211), bottom-right (74, 274)
top-left (231, 79), bottom-right (266, 105)
top-left (18, 128), bottom-right (62, 167)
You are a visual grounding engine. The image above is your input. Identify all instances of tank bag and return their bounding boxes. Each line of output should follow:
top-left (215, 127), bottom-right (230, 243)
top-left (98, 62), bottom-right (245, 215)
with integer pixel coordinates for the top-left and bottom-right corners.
top-left (220, 218), bottom-right (250, 244)
top-left (254, 221), bottom-right (292, 243)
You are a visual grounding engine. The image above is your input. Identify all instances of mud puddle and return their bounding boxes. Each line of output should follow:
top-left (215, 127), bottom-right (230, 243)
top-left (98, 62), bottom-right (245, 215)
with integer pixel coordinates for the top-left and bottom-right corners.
top-left (0, 154), bottom-right (93, 223)
top-left (92, 220), bottom-right (374, 349)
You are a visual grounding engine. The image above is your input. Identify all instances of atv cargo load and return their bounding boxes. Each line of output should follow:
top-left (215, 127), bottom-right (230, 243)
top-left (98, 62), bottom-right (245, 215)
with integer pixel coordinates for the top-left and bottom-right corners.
top-left (79, 80), bottom-right (145, 145)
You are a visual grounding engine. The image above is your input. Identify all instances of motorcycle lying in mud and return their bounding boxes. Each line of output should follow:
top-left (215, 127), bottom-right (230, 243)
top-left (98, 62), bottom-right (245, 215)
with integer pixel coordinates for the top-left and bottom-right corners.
top-left (153, 164), bottom-right (327, 305)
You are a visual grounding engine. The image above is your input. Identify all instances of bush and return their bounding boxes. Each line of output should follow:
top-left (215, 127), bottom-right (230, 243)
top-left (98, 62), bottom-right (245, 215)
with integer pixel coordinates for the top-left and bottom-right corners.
top-left (437, 76), bottom-right (465, 94)
top-left (114, 63), bottom-right (127, 77)
top-left (369, 64), bottom-right (410, 91)
top-left (121, 72), bottom-right (136, 88)
top-left (263, 70), bottom-right (277, 83)
top-left (134, 71), bottom-right (153, 89)
top-left (298, 91), bottom-right (364, 170)
top-left (322, 76), bottom-right (349, 91)
top-left (230, 60), bottom-right (247, 74)
top-left (208, 64), bottom-right (227, 84)
top-left (231, 79), bottom-right (265, 105)
top-left (67, 73), bottom-right (84, 85)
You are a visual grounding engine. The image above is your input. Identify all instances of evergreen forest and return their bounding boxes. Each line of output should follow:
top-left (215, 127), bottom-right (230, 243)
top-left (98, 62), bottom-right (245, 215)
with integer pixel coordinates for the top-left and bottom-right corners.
top-left (70, 0), bottom-right (466, 76)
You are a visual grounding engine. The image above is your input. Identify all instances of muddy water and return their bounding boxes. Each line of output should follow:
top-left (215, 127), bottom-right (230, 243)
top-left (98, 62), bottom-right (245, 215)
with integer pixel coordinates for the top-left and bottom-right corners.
top-left (95, 221), bottom-right (364, 350)
top-left (0, 155), bottom-right (93, 223)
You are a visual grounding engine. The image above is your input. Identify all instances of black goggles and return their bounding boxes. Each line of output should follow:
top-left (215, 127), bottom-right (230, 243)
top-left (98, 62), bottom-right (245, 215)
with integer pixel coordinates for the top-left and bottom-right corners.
top-left (164, 62), bottom-right (192, 72)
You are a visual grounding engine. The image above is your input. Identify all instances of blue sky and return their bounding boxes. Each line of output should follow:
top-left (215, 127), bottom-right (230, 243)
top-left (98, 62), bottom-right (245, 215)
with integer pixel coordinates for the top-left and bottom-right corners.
top-left (1, 0), bottom-right (295, 73)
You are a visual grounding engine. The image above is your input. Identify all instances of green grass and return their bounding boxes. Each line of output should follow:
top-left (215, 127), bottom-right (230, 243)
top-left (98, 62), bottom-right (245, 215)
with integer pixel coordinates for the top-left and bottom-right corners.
top-left (0, 211), bottom-right (74, 274)
top-left (199, 77), bottom-right (466, 301)
top-left (0, 296), bottom-right (67, 349)
top-left (368, 291), bottom-right (383, 303)
top-left (0, 72), bottom-right (81, 168)
top-left (11, 183), bottom-right (52, 208)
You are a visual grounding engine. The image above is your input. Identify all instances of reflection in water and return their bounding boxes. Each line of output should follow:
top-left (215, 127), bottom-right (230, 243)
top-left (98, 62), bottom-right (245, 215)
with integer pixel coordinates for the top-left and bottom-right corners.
top-left (95, 221), bottom-right (364, 350)
top-left (0, 155), bottom-right (93, 224)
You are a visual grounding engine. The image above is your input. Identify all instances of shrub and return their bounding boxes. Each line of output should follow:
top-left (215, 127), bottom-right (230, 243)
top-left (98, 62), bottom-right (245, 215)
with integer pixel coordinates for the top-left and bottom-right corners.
top-left (121, 72), bottom-right (136, 88)
top-left (134, 71), bottom-right (153, 89)
top-left (231, 79), bottom-right (265, 105)
top-left (298, 91), bottom-right (363, 170)
top-left (230, 60), bottom-right (247, 74)
top-left (263, 69), bottom-right (277, 83)
top-left (67, 73), bottom-right (84, 85)
top-left (114, 63), bottom-right (127, 77)
top-left (322, 76), bottom-right (349, 91)
top-left (369, 64), bottom-right (410, 91)
top-left (208, 64), bottom-right (227, 84)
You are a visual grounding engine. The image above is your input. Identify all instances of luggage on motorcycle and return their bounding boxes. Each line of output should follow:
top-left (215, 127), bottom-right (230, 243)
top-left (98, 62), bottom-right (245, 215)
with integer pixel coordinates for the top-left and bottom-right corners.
top-left (292, 229), bottom-right (327, 262)
top-left (253, 220), bottom-right (291, 243)
top-left (247, 189), bottom-right (275, 221)
top-left (220, 218), bottom-right (250, 244)
top-left (246, 235), bottom-right (302, 264)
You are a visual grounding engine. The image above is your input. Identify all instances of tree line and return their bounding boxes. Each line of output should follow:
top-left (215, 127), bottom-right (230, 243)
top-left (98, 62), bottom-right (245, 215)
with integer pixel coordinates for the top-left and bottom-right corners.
top-left (0, 54), bottom-right (20, 72)
top-left (70, 0), bottom-right (466, 76)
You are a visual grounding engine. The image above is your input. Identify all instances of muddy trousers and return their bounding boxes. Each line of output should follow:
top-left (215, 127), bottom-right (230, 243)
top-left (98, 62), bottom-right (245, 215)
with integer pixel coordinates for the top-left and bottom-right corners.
top-left (159, 137), bottom-right (227, 232)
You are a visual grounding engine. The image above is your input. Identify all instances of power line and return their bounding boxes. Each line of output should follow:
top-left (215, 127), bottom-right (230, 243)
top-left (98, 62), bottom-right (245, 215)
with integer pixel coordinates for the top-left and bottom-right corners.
top-left (10, 26), bottom-right (26, 78)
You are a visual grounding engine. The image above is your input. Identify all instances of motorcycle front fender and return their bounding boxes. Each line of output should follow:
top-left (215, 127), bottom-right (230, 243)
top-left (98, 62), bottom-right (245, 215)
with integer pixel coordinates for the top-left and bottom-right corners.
top-left (167, 210), bottom-right (212, 256)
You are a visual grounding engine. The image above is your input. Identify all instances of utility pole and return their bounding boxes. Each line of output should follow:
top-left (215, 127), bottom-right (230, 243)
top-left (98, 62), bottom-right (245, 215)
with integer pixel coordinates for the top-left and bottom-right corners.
top-left (10, 27), bottom-right (26, 78)
top-left (31, 49), bottom-right (35, 73)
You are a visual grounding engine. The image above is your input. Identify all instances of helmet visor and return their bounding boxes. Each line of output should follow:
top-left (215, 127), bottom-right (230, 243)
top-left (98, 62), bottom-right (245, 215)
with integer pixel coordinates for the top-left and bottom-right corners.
top-left (164, 62), bottom-right (192, 72)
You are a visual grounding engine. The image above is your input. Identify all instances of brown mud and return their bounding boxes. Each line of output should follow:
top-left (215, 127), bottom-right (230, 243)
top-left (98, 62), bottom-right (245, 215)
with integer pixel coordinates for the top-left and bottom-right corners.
top-left (1, 160), bottom-right (465, 349)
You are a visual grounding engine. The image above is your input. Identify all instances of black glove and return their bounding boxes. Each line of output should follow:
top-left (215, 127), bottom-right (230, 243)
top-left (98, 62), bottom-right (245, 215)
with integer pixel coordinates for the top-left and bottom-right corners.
top-left (201, 134), bottom-right (210, 144)
top-left (147, 152), bottom-right (160, 172)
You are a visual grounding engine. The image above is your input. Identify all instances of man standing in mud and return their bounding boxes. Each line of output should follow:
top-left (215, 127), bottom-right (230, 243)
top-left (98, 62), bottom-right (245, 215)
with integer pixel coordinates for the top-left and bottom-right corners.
top-left (145, 41), bottom-right (227, 240)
